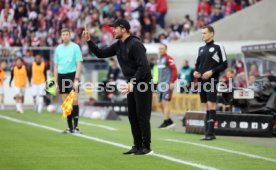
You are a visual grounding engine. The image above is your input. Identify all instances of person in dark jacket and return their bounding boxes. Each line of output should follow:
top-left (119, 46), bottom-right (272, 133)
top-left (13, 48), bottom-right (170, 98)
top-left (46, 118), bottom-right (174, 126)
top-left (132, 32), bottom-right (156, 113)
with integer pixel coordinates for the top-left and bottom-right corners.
top-left (193, 25), bottom-right (227, 140)
top-left (82, 19), bottom-right (153, 155)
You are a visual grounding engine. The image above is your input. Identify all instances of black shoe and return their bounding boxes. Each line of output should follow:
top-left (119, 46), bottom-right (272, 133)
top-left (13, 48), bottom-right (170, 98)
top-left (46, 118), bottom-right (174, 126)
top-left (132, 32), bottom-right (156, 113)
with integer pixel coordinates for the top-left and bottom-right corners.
top-left (134, 147), bottom-right (153, 155)
top-left (158, 120), bottom-right (167, 128)
top-left (74, 127), bottom-right (81, 134)
top-left (158, 119), bottom-right (175, 129)
top-left (201, 135), bottom-right (216, 141)
top-left (123, 146), bottom-right (139, 155)
top-left (62, 128), bottom-right (74, 134)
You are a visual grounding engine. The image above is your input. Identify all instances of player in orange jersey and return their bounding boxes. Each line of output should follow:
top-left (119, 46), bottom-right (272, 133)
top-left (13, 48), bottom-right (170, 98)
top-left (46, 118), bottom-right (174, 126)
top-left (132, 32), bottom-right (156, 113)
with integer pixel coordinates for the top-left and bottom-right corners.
top-left (0, 61), bottom-right (6, 110)
top-left (9, 57), bottom-right (28, 114)
top-left (30, 54), bottom-right (47, 113)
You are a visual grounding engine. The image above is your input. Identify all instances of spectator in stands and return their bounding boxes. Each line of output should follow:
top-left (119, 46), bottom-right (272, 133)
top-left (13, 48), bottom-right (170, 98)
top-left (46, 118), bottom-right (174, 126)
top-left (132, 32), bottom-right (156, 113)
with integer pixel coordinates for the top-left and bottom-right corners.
top-left (101, 26), bottom-right (113, 46)
top-left (170, 18), bottom-right (182, 34)
top-left (234, 59), bottom-right (245, 74)
top-left (132, 0), bottom-right (145, 19)
top-left (125, 12), bottom-right (141, 35)
top-left (145, 0), bottom-right (156, 15)
top-left (249, 75), bottom-right (256, 85)
top-left (11, 37), bottom-right (22, 47)
top-left (156, 0), bottom-right (167, 28)
top-left (224, 0), bottom-right (236, 16)
top-left (221, 68), bottom-right (236, 88)
top-left (211, 0), bottom-right (224, 9)
top-left (179, 25), bottom-right (190, 40)
top-left (210, 7), bottom-right (224, 23)
top-left (241, 0), bottom-right (250, 9)
top-left (36, 27), bottom-right (47, 39)
top-left (156, 33), bottom-right (169, 44)
top-left (180, 14), bottom-right (194, 33)
top-left (165, 27), bottom-right (179, 41)
top-left (143, 32), bottom-right (153, 43)
top-left (197, 0), bottom-right (212, 15)
top-left (141, 13), bottom-right (153, 34)
top-left (0, 0), bottom-right (261, 51)
top-left (196, 17), bottom-right (207, 30)
top-left (249, 63), bottom-right (260, 77)
top-left (235, 72), bottom-right (247, 87)
top-left (196, 9), bottom-right (210, 29)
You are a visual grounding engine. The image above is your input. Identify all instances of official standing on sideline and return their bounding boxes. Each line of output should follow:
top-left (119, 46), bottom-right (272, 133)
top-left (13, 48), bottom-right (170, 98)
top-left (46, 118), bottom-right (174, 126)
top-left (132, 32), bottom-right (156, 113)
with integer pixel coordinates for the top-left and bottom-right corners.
top-left (54, 28), bottom-right (83, 134)
top-left (82, 19), bottom-right (153, 155)
top-left (194, 25), bottom-right (227, 140)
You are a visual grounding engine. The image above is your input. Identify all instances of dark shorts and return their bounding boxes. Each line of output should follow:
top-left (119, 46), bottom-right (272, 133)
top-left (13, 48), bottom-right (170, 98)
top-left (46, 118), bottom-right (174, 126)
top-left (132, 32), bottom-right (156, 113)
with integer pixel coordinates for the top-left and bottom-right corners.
top-left (199, 80), bottom-right (218, 103)
top-left (157, 90), bottom-right (173, 102)
top-left (58, 72), bottom-right (79, 94)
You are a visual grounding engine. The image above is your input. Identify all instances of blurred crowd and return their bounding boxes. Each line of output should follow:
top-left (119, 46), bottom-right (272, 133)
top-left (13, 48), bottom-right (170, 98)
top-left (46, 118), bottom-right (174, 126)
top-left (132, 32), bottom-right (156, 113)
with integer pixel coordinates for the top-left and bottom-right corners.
top-left (0, 0), bottom-right (169, 49)
top-left (0, 0), bottom-right (265, 81)
top-left (196, 0), bottom-right (261, 29)
top-left (0, 0), bottom-right (262, 50)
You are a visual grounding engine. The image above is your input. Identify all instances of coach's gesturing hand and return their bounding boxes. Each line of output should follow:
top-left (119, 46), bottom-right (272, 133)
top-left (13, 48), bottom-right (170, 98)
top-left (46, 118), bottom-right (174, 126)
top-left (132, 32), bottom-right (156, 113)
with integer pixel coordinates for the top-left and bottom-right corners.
top-left (202, 70), bottom-right (213, 80)
top-left (82, 24), bottom-right (90, 42)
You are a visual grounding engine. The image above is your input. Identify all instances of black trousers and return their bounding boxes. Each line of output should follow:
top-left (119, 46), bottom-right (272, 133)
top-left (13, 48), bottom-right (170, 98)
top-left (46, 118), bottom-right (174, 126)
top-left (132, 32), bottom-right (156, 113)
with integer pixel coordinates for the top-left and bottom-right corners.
top-left (127, 83), bottom-right (152, 149)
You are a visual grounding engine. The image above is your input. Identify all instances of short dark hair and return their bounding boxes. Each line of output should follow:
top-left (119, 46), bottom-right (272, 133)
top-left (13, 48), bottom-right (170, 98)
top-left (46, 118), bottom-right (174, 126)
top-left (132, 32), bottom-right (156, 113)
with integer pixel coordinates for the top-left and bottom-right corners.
top-left (201, 25), bottom-right (215, 34)
top-left (15, 57), bottom-right (24, 62)
top-left (61, 28), bottom-right (70, 33)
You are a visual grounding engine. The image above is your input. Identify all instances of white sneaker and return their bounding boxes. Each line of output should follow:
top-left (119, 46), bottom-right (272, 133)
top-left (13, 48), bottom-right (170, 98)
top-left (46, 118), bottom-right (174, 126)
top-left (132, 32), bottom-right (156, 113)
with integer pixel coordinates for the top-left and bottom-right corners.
top-left (18, 109), bottom-right (24, 114)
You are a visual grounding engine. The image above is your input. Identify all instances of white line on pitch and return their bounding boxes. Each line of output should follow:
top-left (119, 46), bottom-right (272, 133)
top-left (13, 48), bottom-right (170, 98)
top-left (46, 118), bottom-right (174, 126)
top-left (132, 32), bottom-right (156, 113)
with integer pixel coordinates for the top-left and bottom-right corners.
top-left (163, 139), bottom-right (276, 163)
top-left (79, 121), bottom-right (118, 131)
top-left (0, 115), bottom-right (218, 170)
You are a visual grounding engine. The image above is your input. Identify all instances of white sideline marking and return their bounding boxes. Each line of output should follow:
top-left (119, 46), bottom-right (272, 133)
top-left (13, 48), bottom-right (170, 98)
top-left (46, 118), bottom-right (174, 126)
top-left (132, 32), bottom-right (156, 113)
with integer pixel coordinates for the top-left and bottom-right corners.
top-left (79, 121), bottom-right (118, 131)
top-left (163, 139), bottom-right (276, 163)
top-left (0, 115), bottom-right (218, 170)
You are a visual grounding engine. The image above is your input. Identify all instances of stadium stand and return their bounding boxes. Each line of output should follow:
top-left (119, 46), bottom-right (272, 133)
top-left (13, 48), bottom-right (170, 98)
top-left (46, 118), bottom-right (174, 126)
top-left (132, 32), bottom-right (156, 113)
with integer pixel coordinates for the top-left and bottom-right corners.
top-left (0, 0), bottom-right (261, 50)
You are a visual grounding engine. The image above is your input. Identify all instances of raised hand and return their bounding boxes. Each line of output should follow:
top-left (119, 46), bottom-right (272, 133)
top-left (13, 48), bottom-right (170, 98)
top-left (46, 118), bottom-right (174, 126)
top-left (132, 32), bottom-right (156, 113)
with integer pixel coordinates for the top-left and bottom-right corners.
top-left (82, 24), bottom-right (90, 42)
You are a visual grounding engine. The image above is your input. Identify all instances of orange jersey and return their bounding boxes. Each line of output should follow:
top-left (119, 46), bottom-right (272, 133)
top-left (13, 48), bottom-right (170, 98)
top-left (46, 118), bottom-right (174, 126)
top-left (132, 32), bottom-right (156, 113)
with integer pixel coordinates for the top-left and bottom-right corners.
top-left (0, 69), bottom-right (5, 86)
top-left (14, 66), bottom-right (27, 87)
top-left (32, 62), bottom-right (46, 84)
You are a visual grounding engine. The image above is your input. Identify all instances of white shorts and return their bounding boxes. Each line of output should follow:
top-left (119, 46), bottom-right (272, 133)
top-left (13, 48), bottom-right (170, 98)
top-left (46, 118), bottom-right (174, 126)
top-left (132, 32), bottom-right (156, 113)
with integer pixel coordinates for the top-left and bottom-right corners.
top-left (0, 86), bottom-right (4, 95)
top-left (32, 83), bottom-right (46, 96)
top-left (14, 87), bottom-right (26, 96)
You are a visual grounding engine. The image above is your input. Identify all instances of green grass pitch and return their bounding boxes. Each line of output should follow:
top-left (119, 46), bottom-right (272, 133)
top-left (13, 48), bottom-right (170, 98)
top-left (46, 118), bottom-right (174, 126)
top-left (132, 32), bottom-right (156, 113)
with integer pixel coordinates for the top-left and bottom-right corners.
top-left (0, 110), bottom-right (276, 170)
